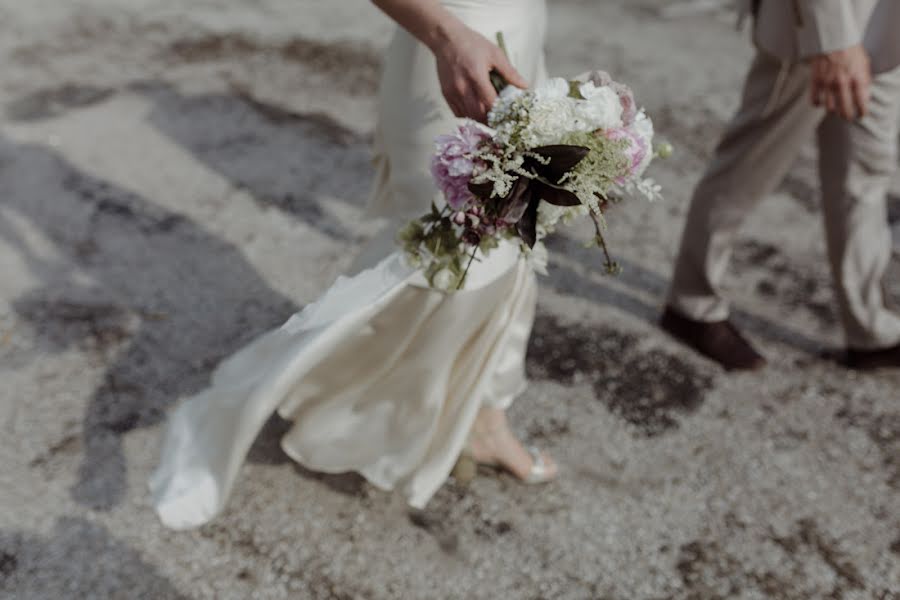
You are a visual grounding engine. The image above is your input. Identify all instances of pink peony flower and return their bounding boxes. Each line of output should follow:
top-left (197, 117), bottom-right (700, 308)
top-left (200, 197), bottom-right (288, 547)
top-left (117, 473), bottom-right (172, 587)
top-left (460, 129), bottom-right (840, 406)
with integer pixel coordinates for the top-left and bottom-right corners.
top-left (431, 121), bottom-right (491, 210)
top-left (606, 126), bottom-right (648, 183)
top-left (611, 82), bottom-right (637, 125)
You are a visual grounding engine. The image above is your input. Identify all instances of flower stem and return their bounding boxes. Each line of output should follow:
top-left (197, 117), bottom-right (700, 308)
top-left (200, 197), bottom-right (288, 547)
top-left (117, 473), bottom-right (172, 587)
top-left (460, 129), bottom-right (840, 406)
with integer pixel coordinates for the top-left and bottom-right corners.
top-left (496, 32), bottom-right (508, 59)
top-left (589, 209), bottom-right (620, 275)
top-left (490, 32), bottom-right (510, 93)
top-left (457, 247), bottom-right (479, 290)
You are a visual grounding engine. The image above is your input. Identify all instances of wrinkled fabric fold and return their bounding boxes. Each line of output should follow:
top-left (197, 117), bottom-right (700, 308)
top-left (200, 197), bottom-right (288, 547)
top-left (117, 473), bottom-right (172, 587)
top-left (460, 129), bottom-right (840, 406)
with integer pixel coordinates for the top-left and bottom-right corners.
top-left (151, 252), bottom-right (537, 529)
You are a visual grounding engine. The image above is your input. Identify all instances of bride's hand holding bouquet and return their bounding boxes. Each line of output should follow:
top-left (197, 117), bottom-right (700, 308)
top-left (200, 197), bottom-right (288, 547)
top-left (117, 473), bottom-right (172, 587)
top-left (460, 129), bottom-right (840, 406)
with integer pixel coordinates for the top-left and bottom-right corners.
top-left (431, 21), bottom-right (529, 122)
top-left (373, 0), bottom-right (528, 122)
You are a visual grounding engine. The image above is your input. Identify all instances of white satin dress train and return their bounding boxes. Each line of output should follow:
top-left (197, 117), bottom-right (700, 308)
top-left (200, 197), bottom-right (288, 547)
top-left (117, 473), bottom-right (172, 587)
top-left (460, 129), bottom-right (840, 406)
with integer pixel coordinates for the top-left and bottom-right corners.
top-left (150, 0), bottom-right (548, 529)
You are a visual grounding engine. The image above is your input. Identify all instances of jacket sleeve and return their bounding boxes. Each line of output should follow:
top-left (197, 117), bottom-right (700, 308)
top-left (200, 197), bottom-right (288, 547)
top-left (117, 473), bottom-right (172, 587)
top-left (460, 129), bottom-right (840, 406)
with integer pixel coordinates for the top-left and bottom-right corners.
top-left (794, 0), bottom-right (863, 57)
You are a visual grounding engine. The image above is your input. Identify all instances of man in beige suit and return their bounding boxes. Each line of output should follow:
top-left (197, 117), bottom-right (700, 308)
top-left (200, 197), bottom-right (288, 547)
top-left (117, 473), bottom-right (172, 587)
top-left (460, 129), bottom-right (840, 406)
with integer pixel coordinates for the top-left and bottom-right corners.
top-left (663, 0), bottom-right (900, 370)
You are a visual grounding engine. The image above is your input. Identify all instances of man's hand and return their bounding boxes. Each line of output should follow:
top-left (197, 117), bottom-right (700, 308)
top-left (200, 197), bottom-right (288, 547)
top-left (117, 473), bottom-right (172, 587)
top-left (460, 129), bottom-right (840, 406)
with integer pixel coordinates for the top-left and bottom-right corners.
top-left (810, 44), bottom-right (872, 121)
top-left (432, 24), bottom-right (528, 123)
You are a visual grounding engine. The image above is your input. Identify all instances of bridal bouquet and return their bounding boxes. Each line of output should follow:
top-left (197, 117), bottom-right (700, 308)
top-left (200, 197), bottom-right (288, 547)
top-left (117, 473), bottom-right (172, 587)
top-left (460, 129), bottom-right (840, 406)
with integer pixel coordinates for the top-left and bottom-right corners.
top-left (399, 65), bottom-right (669, 291)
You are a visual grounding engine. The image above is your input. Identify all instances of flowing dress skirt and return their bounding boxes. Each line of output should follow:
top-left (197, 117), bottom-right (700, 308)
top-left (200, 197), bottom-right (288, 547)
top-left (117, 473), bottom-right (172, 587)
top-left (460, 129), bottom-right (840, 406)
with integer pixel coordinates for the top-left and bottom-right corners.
top-left (150, 0), bottom-right (548, 529)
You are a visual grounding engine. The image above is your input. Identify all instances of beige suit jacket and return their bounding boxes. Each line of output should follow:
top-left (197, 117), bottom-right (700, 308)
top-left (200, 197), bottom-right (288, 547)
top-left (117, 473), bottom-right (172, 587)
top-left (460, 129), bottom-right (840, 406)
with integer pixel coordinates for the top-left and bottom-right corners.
top-left (753, 0), bottom-right (900, 73)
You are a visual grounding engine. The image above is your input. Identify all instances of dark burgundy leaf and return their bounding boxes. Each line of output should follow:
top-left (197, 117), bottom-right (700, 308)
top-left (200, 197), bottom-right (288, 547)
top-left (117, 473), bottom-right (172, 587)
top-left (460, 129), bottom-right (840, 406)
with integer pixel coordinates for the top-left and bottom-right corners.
top-left (516, 196), bottom-right (539, 248)
top-left (500, 176), bottom-right (531, 223)
top-left (534, 181), bottom-right (581, 206)
top-left (530, 145), bottom-right (590, 183)
top-left (467, 180), bottom-right (494, 199)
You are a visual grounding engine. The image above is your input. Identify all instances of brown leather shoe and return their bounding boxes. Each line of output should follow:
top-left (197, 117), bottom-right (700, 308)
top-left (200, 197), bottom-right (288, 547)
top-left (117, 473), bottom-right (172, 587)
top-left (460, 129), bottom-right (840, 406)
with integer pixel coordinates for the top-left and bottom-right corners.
top-left (660, 307), bottom-right (766, 371)
top-left (845, 343), bottom-right (900, 370)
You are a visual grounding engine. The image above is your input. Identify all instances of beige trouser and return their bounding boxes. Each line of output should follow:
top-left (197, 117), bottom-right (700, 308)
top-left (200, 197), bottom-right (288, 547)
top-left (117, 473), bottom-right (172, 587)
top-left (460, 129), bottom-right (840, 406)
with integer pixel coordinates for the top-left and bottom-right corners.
top-left (669, 51), bottom-right (900, 350)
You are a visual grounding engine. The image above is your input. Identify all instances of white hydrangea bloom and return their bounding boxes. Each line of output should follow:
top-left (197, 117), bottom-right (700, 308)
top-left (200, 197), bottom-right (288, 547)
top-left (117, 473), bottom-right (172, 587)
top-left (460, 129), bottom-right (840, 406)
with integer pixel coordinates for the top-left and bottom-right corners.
top-left (522, 78), bottom-right (580, 145)
top-left (533, 77), bottom-right (570, 102)
top-left (489, 85), bottom-right (526, 123)
top-left (527, 100), bottom-right (577, 145)
top-left (574, 82), bottom-right (623, 131)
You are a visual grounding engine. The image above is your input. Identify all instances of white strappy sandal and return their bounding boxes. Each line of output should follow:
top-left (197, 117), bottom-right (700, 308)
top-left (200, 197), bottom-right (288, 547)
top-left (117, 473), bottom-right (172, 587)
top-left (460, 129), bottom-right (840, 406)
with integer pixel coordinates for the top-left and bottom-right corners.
top-left (522, 445), bottom-right (555, 484)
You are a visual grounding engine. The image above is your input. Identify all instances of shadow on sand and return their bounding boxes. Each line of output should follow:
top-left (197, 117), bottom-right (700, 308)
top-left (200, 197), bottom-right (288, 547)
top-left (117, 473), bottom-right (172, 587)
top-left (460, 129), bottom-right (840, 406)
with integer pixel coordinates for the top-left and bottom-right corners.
top-left (0, 517), bottom-right (188, 599)
top-left (1, 83), bottom-right (376, 510)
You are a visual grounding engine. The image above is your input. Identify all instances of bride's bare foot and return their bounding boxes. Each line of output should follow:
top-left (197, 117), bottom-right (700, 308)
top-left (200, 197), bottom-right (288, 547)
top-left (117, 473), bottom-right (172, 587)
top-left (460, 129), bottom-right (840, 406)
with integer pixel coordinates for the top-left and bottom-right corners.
top-left (464, 407), bottom-right (557, 483)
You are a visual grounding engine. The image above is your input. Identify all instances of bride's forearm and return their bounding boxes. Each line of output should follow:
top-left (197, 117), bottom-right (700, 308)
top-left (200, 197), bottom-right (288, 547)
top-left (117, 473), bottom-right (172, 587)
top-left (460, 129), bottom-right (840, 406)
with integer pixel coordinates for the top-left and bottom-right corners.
top-left (371, 0), bottom-right (466, 53)
top-left (371, 0), bottom-right (526, 121)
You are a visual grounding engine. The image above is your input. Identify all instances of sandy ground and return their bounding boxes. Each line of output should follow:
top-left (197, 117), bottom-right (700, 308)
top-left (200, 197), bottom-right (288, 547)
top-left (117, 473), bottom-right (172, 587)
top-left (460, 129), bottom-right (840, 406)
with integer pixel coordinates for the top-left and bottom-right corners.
top-left (1, 1), bottom-right (899, 598)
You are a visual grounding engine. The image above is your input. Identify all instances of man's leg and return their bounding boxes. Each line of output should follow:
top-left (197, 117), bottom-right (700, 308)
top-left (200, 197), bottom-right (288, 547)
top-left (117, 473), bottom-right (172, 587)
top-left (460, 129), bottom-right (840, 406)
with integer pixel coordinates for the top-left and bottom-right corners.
top-left (668, 53), bottom-right (824, 320)
top-left (663, 52), bottom-right (826, 369)
top-left (818, 65), bottom-right (900, 359)
top-left (892, 221), bottom-right (900, 257)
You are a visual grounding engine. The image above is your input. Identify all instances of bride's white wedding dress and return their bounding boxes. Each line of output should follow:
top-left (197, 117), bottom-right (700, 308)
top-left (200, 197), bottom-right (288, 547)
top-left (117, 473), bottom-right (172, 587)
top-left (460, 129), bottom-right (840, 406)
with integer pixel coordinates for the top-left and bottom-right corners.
top-left (150, 0), bottom-right (548, 529)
